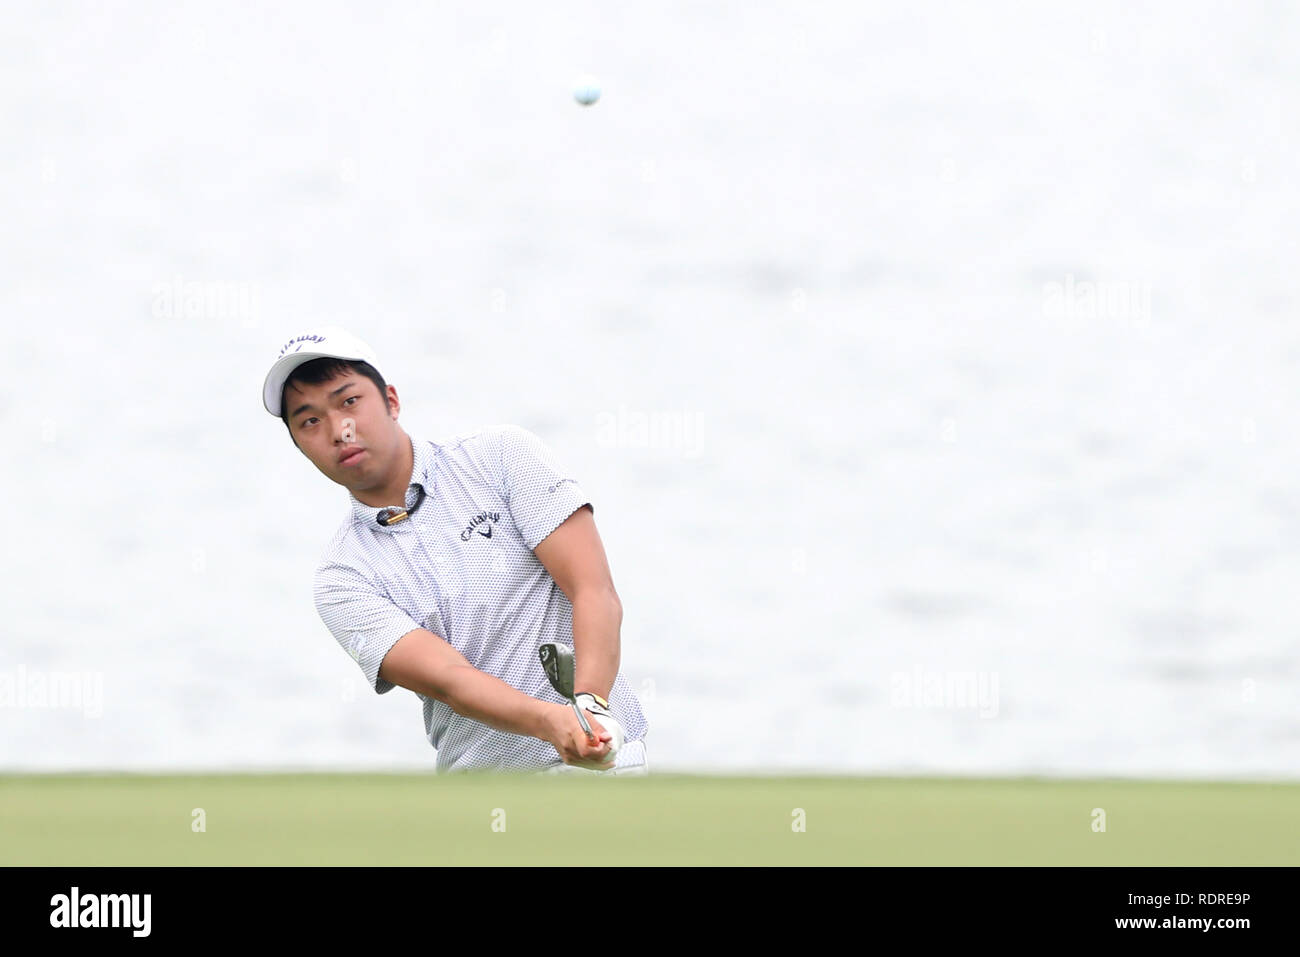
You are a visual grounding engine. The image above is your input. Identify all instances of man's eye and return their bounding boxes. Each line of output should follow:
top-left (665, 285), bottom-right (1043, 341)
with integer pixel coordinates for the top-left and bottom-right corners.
top-left (345, 396), bottom-right (359, 405)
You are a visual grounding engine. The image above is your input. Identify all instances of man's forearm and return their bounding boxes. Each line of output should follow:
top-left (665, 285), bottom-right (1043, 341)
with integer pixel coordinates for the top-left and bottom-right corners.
top-left (437, 664), bottom-right (552, 739)
top-left (572, 590), bottom-right (622, 700)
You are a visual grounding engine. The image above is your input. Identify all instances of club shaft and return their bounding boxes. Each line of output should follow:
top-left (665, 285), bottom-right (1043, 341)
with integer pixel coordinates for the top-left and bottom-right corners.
top-left (570, 700), bottom-right (595, 740)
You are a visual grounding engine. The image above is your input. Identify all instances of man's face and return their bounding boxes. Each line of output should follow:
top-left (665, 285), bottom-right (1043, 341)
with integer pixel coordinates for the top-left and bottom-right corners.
top-left (284, 371), bottom-right (399, 491)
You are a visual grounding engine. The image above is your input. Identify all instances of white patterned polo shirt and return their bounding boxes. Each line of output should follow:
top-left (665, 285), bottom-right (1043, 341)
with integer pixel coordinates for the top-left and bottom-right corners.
top-left (312, 424), bottom-right (648, 772)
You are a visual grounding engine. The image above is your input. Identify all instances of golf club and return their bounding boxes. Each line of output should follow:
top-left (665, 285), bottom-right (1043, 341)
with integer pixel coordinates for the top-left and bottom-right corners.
top-left (538, 642), bottom-right (595, 741)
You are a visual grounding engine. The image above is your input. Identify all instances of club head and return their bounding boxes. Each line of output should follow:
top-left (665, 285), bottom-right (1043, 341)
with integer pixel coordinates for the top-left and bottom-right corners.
top-left (538, 642), bottom-right (576, 701)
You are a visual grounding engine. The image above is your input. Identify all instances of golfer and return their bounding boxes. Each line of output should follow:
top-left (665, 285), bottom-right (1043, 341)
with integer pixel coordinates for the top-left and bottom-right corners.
top-left (261, 327), bottom-right (649, 774)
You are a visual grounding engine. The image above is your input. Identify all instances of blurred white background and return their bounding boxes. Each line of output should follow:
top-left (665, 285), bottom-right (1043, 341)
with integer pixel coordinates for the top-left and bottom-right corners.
top-left (2, 1), bottom-right (1297, 776)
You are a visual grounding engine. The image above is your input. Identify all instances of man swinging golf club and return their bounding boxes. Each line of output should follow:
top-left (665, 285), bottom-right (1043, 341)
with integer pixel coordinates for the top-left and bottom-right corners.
top-left (262, 326), bottom-right (648, 774)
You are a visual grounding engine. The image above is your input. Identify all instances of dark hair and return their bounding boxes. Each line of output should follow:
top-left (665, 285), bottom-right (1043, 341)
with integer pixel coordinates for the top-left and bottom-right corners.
top-left (281, 358), bottom-right (390, 443)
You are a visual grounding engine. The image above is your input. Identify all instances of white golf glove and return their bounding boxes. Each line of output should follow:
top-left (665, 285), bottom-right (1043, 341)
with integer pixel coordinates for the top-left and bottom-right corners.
top-left (575, 692), bottom-right (624, 766)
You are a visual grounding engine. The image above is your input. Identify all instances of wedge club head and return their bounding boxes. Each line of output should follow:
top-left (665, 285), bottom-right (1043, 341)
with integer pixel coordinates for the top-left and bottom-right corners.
top-left (538, 642), bottom-right (594, 740)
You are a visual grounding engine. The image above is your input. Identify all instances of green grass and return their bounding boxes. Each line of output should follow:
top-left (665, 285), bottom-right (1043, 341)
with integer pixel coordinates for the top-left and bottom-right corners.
top-left (1, 773), bottom-right (1296, 865)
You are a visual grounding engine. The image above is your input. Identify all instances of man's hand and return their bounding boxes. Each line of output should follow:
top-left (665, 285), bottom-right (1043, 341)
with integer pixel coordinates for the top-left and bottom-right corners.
top-left (575, 693), bottom-right (624, 757)
top-left (540, 702), bottom-right (616, 770)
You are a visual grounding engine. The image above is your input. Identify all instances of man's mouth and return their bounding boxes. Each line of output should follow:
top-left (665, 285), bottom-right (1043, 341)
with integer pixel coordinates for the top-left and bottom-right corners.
top-left (339, 449), bottom-right (365, 466)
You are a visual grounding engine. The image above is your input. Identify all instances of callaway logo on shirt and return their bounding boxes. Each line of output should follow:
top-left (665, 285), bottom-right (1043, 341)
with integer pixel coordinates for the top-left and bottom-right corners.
top-left (460, 510), bottom-right (500, 541)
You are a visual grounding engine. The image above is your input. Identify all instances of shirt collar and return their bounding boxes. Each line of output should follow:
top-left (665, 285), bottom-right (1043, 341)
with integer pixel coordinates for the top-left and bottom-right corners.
top-left (348, 432), bottom-right (434, 534)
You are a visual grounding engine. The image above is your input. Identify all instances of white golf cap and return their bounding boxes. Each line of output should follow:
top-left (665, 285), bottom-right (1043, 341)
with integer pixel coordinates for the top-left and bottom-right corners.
top-left (262, 326), bottom-right (381, 417)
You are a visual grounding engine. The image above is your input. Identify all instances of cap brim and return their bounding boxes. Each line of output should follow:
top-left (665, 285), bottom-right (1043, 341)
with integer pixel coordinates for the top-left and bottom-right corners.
top-left (262, 350), bottom-right (372, 417)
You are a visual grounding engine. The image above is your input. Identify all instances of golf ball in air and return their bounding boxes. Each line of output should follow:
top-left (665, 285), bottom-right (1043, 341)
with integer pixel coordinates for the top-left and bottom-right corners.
top-left (573, 75), bottom-right (601, 106)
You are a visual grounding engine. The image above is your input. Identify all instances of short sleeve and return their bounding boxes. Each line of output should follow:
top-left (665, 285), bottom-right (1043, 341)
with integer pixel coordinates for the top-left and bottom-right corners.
top-left (496, 426), bottom-right (593, 550)
top-left (313, 561), bottom-right (422, 694)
